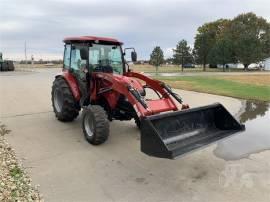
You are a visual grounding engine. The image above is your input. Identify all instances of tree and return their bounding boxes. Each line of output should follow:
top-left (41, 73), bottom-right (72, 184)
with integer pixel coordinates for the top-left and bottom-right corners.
top-left (149, 46), bottom-right (164, 72)
top-left (207, 36), bottom-right (234, 71)
top-left (231, 12), bottom-right (270, 70)
top-left (194, 19), bottom-right (230, 70)
top-left (194, 32), bottom-right (212, 70)
top-left (261, 26), bottom-right (270, 58)
top-left (194, 13), bottom-right (270, 71)
top-left (172, 40), bottom-right (193, 68)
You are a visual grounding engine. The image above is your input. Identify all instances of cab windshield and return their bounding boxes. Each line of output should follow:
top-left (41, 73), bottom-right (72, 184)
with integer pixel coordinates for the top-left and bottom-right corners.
top-left (89, 44), bottom-right (124, 74)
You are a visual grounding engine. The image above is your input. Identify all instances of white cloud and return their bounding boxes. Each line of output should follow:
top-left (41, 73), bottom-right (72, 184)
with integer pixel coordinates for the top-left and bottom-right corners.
top-left (164, 48), bottom-right (174, 59)
top-left (0, 21), bottom-right (25, 32)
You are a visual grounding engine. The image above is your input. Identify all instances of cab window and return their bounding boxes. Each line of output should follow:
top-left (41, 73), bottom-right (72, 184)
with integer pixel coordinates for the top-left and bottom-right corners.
top-left (63, 44), bottom-right (71, 69)
top-left (70, 45), bottom-right (87, 71)
top-left (89, 44), bottom-right (123, 74)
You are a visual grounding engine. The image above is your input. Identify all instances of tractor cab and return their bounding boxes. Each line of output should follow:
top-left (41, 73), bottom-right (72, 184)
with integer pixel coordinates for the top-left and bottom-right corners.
top-left (62, 36), bottom-right (136, 76)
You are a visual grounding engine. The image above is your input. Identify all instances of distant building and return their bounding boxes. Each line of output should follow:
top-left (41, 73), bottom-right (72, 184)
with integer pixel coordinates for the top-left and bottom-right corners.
top-left (217, 63), bottom-right (244, 69)
top-left (217, 61), bottom-right (269, 70)
top-left (263, 57), bottom-right (270, 71)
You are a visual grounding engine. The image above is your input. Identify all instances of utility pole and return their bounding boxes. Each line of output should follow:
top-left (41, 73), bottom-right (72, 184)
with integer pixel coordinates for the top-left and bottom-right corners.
top-left (24, 41), bottom-right (27, 65)
top-left (31, 55), bottom-right (34, 66)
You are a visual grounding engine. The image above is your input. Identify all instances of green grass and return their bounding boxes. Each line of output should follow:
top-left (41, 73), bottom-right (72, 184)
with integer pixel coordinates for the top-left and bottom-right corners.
top-left (154, 76), bottom-right (270, 101)
top-left (10, 166), bottom-right (23, 179)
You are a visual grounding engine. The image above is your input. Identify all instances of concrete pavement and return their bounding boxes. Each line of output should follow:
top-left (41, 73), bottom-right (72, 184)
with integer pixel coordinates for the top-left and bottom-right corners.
top-left (1, 68), bottom-right (269, 202)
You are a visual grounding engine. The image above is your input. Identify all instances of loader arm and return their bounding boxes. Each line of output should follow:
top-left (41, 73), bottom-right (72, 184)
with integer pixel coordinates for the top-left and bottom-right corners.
top-left (93, 72), bottom-right (179, 117)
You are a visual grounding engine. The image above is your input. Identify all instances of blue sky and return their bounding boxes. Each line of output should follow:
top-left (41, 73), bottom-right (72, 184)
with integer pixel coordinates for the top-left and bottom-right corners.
top-left (0, 0), bottom-right (269, 60)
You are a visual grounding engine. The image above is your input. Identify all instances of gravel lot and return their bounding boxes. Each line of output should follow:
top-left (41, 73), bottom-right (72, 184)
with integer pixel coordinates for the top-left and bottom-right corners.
top-left (0, 124), bottom-right (42, 201)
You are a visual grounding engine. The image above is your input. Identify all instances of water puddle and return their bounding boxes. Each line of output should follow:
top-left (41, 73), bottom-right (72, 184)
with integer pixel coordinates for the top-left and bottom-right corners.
top-left (214, 101), bottom-right (270, 161)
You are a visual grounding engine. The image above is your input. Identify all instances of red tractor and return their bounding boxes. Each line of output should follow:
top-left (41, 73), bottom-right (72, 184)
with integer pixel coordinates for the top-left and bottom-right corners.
top-left (52, 36), bottom-right (245, 159)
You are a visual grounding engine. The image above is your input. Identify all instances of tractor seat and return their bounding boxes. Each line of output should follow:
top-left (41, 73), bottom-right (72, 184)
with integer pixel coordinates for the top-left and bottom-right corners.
top-left (93, 65), bottom-right (113, 73)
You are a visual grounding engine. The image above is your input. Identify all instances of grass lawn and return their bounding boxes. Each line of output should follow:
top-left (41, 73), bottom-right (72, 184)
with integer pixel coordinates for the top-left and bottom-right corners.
top-left (154, 75), bottom-right (270, 101)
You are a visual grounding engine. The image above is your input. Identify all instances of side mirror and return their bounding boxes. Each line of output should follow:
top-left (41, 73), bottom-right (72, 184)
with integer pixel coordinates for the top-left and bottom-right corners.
top-left (131, 51), bottom-right (137, 62)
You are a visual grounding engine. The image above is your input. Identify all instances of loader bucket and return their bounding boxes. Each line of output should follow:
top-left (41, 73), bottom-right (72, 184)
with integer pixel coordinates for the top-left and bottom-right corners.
top-left (140, 103), bottom-right (245, 159)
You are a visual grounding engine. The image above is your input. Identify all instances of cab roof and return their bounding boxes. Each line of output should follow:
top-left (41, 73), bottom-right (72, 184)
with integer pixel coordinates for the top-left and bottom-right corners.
top-left (63, 36), bottom-right (123, 45)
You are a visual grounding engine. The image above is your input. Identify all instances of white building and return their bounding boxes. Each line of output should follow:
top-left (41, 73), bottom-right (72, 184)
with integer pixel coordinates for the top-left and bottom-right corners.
top-left (217, 63), bottom-right (244, 69)
top-left (263, 57), bottom-right (270, 71)
top-left (217, 60), bottom-right (270, 70)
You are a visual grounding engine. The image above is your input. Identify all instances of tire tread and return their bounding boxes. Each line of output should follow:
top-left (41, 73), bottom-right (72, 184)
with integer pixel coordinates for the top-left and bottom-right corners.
top-left (82, 105), bottom-right (109, 145)
top-left (51, 77), bottom-right (79, 122)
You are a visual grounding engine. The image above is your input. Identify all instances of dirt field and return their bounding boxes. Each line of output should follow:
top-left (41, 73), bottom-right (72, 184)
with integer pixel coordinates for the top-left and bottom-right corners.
top-left (221, 75), bottom-right (270, 86)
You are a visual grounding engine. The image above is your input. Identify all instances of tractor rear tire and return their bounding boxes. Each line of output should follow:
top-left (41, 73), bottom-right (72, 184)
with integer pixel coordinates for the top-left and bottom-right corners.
top-left (82, 105), bottom-right (109, 145)
top-left (51, 77), bottom-right (79, 122)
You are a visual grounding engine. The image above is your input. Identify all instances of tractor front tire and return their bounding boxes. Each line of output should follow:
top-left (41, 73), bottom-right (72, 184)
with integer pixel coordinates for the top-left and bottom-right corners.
top-left (51, 77), bottom-right (79, 122)
top-left (82, 105), bottom-right (109, 145)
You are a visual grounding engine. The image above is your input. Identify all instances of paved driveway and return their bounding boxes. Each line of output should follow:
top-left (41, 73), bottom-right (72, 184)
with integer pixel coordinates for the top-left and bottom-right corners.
top-left (1, 68), bottom-right (269, 202)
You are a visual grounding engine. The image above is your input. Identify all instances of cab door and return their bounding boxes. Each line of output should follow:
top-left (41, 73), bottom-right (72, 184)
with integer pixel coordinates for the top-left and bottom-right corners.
top-left (66, 44), bottom-right (89, 105)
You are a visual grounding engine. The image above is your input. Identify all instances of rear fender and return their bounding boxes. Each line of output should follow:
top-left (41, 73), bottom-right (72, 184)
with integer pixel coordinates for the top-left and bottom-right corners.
top-left (55, 71), bottom-right (81, 101)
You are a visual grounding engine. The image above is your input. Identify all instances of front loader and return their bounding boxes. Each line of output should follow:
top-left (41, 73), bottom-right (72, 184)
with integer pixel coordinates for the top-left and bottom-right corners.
top-left (51, 36), bottom-right (245, 159)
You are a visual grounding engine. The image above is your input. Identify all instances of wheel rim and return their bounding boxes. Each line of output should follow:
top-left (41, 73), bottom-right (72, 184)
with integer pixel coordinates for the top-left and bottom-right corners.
top-left (54, 88), bottom-right (63, 113)
top-left (84, 113), bottom-right (94, 137)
